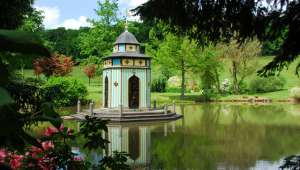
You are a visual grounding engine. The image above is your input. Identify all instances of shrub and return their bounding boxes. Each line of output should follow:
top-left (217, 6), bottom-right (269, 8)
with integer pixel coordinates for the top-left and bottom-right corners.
top-left (290, 87), bottom-right (300, 101)
top-left (151, 76), bottom-right (167, 92)
top-left (83, 64), bottom-right (97, 86)
top-left (249, 76), bottom-right (286, 93)
top-left (196, 89), bottom-right (218, 102)
top-left (33, 54), bottom-right (74, 77)
top-left (43, 77), bottom-right (87, 107)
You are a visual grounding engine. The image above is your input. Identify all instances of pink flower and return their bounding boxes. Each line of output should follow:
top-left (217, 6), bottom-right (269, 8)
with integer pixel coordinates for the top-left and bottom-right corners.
top-left (59, 124), bottom-right (64, 131)
top-left (0, 149), bottom-right (7, 163)
top-left (67, 128), bottom-right (73, 135)
top-left (41, 141), bottom-right (54, 150)
top-left (9, 154), bottom-right (23, 170)
top-left (73, 156), bottom-right (83, 161)
top-left (44, 127), bottom-right (58, 137)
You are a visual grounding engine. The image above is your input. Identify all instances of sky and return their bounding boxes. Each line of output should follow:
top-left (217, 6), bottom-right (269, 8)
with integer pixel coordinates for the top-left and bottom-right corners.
top-left (34, 0), bottom-right (148, 29)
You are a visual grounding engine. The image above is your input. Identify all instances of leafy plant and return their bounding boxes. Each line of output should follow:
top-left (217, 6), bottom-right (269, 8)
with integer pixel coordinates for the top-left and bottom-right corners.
top-left (248, 76), bottom-right (286, 93)
top-left (83, 64), bottom-right (97, 86)
top-left (33, 54), bottom-right (74, 78)
top-left (43, 77), bottom-right (87, 107)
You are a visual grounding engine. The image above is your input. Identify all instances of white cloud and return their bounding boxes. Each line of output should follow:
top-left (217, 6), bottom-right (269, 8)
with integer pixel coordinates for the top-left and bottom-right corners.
top-left (128, 0), bottom-right (148, 7)
top-left (119, 0), bottom-right (149, 21)
top-left (61, 16), bottom-right (91, 29)
top-left (35, 6), bottom-right (60, 29)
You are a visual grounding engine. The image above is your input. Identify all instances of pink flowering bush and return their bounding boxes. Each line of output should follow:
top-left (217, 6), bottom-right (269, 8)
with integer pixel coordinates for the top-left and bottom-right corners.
top-left (0, 124), bottom-right (83, 170)
top-left (0, 116), bottom-right (130, 170)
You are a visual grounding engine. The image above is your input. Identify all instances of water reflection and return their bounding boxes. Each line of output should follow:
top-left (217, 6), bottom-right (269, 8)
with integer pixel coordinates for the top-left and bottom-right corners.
top-left (76, 103), bottom-right (300, 170)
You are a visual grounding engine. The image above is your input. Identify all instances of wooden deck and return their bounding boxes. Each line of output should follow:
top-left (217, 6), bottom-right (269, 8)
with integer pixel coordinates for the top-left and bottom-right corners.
top-left (69, 108), bottom-right (183, 123)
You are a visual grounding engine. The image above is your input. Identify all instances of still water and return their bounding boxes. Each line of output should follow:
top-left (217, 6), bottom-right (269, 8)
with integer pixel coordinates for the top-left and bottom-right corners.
top-left (71, 103), bottom-right (300, 170)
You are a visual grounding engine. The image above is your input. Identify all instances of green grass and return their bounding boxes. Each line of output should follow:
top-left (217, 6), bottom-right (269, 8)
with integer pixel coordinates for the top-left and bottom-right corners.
top-left (23, 56), bottom-right (300, 104)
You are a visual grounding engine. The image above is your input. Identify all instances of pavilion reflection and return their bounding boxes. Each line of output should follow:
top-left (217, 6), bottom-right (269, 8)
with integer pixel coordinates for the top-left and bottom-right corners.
top-left (102, 122), bottom-right (177, 169)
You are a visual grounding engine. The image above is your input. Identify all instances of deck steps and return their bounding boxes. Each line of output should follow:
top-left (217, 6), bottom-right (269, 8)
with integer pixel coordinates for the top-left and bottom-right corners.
top-left (70, 109), bottom-right (182, 123)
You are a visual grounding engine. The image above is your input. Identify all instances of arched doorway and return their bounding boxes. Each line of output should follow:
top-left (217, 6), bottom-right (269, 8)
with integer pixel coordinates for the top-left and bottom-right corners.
top-left (104, 76), bottom-right (108, 108)
top-left (128, 75), bottom-right (139, 109)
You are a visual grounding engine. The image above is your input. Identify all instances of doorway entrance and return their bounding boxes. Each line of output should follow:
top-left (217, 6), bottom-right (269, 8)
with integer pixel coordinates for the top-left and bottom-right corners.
top-left (128, 75), bottom-right (139, 109)
top-left (104, 76), bottom-right (108, 108)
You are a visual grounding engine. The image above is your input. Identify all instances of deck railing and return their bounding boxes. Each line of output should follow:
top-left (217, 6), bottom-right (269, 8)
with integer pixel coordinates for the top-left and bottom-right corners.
top-left (76, 99), bottom-right (176, 115)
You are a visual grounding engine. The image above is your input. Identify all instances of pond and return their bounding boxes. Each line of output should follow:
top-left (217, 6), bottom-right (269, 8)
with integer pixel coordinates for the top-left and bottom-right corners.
top-left (66, 103), bottom-right (300, 170)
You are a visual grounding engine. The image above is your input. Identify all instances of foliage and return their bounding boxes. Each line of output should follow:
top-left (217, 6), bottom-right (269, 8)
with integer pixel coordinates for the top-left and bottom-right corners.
top-left (78, 0), bottom-right (123, 58)
top-left (196, 89), bottom-right (217, 102)
top-left (151, 76), bottom-right (167, 92)
top-left (149, 31), bottom-right (199, 98)
top-left (0, 0), bottom-right (34, 29)
top-left (261, 28), bottom-right (288, 56)
top-left (43, 77), bottom-right (87, 107)
top-left (0, 28), bottom-right (61, 153)
top-left (248, 76), bottom-right (286, 93)
top-left (33, 54), bottom-right (74, 77)
top-left (18, 8), bottom-right (44, 32)
top-left (189, 45), bottom-right (223, 92)
top-left (1, 115), bottom-right (130, 169)
top-left (79, 116), bottom-right (109, 150)
top-left (280, 155), bottom-right (300, 170)
top-left (84, 64), bottom-right (97, 86)
top-left (41, 27), bottom-right (89, 59)
top-left (220, 40), bottom-right (261, 94)
top-left (289, 87), bottom-right (300, 101)
top-left (98, 151), bottom-right (130, 170)
top-left (135, 0), bottom-right (300, 76)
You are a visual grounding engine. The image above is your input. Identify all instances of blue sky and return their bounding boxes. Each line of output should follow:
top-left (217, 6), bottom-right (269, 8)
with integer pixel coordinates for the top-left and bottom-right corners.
top-left (34, 0), bottom-right (148, 29)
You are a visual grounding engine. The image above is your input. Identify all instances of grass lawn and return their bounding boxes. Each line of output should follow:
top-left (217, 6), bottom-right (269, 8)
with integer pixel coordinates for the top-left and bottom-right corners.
top-left (23, 56), bottom-right (300, 105)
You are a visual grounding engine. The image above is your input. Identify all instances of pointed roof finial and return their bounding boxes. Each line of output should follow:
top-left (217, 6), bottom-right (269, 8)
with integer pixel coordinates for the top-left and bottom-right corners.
top-left (125, 9), bottom-right (131, 31)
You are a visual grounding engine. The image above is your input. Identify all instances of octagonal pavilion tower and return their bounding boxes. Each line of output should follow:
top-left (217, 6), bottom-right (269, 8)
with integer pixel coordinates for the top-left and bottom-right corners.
top-left (102, 30), bottom-right (151, 109)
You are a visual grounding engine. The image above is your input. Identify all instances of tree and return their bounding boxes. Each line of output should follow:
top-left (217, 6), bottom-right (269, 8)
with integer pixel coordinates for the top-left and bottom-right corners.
top-left (78, 0), bottom-right (123, 59)
top-left (33, 54), bottom-right (74, 78)
top-left (41, 27), bottom-right (89, 60)
top-left (220, 40), bottom-right (261, 94)
top-left (84, 64), bottom-right (97, 86)
top-left (189, 45), bottom-right (223, 93)
top-left (19, 8), bottom-right (44, 32)
top-left (150, 32), bottom-right (198, 99)
top-left (0, 0), bottom-right (34, 29)
top-left (134, 0), bottom-right (300, 76)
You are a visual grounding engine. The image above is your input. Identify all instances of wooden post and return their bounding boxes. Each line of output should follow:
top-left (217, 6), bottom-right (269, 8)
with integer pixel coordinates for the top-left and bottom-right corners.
top-left (77, 100), bottom-right (81, 113)
top-left (164, 104), bottom-right (168, 115)
top-left (153, 98), bottom-right (157, 110)
top-left (89, 101), bottom-right (94, 115)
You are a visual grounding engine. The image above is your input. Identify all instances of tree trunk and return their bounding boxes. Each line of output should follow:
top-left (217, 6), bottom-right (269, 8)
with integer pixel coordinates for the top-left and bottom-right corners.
top-left (214, 68), bottom-right (221, 93)
top-left (88, 78), bottom-right (91, 86)
top-left (232, 61), bottom-right (239, 94)
top-left (180, 60), bottom-right (185, 99)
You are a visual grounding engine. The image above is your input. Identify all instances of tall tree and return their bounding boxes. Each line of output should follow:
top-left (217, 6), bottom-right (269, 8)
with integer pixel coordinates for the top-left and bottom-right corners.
top-left (19, 8), bottom-right (44, 32)
top-left (78, 0), bottom-right (123, 58)
top-left (134, 0), bottom-right (300, 76)
top-left (0, 0), bottom-right (34, 29)
top-left (150, 32), bottom-right (198, 99)
top-left (220, 40), bottom-right (261, 94)
top-left (189, 45), bottom-right (223, 93)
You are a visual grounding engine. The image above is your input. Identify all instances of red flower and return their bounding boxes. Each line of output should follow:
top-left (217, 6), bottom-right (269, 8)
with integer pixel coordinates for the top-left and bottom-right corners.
top-left (41, 141), bottom-right (54, 150)
top-left (0, 149), bottom-right (7, 163)
top-left (9, 154), bottom-right (23, 170)
top-left (44, 127), bottom-right (58, 137)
